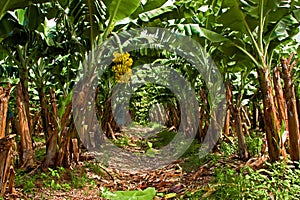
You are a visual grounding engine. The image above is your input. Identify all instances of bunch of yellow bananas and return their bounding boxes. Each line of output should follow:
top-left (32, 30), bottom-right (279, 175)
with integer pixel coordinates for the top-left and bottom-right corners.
top-left (112, 52), bottom-right (133, 83)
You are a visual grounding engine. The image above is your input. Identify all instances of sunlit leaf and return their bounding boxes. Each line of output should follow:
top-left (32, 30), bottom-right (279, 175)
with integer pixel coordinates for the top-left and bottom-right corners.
top-left (102, 187), bottom-right (156, 200)
top-left (107, 0), bottom-right (140, 22)
top-left (131, 0), bottom-right (168, 19)
top-left (0, 0), bottom-right (50, 20)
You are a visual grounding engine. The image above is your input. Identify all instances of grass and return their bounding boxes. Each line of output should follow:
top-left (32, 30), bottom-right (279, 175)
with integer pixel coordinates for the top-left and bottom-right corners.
top-left (15, 169), bottom-right (38, 194)
top-left (187, 131), bottom-right (300, 199)
top-left (193, 161), bottom-right (300, 199)
top-left (35, 147), bottom-right (46, 162)
top-left (111, 128), bottom-right (221, 172)
top-left (84, 162), bottom-right (104, 176)
top-left (33, 134), bottom-right (46, 162)
top-left (15, 165), bottom-right (97, 195)
top-left (113, 134), bottom-right (131, 147)
top-left (150, 130), bottom-right (177, 149)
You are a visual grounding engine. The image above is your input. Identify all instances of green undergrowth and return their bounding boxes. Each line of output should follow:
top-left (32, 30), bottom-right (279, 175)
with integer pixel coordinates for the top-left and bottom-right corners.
top-left (177, 131), bottom-right (300, 199)
top-left (17, 129), bottom-right (298, 199)
top-left (180, 140), bottom-right (218, 172)
top-left (245, 131), bottom-right (264, 157)
top-left (112, 128), bottom-right (230, 172)
top-left (192, 161), bottom-right (300, 199)
top-left (187, 131), bottom-right (300, 199)
top-left (150, 130), bottom-right (177, 149)
top-left (15, 163), bottom-right (101, 195)
top-left (33, 134), bottom-right (46, 162)
top-left (112, 129), bottom-right (178, 153)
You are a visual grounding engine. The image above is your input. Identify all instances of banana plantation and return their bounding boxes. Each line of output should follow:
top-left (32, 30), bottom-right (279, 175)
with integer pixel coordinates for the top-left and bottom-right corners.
top-left (1, 0), bottom-right (300, 199)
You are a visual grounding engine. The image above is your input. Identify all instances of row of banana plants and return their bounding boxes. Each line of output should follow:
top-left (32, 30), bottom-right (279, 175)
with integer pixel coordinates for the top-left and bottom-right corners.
top-left (0, 1), bottom-right (300, 195)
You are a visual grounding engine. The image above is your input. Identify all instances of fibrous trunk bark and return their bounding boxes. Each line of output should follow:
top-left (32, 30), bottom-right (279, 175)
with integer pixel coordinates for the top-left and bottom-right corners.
top-left (42, 89), bottom-right (59, 169)
top-left (227, 82), bottom-right (248, 160)
top-left (56, 103), bottom-right (79, 167)
top-left (15, 83), bottom-right (35, 168)
top-left (233, 107), bottom-right (248, 160)
top-left (198, 88), bottom-right (210, 142)
top-left (297, 97), bottom-right (300, 126)
top-left (252, 102), bottom-right (258, 130)
top-left (257, 67), bottom-right (280, 162)
top-left (18, 54), bottom-right (31, 134)
top-left (0, 84), bottom-right (11, 138)
top-left (280, 55), bottom-right (300, 161)
top-left (241, 107), bottom-right (251, 128)
top-left (273, 66), bottom-right (288, 158)
top-left (224, 82), bottom-right (232, 136)
top-left (0, 85), bottom-right (15, 195)
top-left (0, 135), bottom-right (16, 196)
top-left (273, 66), bottom-right (288, 127)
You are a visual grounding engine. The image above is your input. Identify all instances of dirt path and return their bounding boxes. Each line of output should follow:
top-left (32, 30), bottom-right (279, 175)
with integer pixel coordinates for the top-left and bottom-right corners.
top-left (6, 125), bottom-right (244, 199)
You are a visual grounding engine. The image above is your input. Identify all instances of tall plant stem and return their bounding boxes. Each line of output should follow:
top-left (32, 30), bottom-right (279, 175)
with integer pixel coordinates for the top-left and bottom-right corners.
top-left (102, 0), bottom-right (122, 41)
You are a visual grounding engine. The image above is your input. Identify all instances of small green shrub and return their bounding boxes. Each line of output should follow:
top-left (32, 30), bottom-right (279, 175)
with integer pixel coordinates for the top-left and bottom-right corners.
top-left (196, 161), bottom-right (300, 199)
top-left (219, 139), bottom-right (238, 157)
top-left (15, 170), bottom-right (37, 194)
top-left (84, 162), bottom-right (103, 175)
top-left (70, 170), bottom-right (89, 189)
top-left (113, 135), bottom-right (130, 147)
top-left (245, 132), bottom-right (263, 157)
top-left (150, 130), bottom-right (177, 149)
top-left (41, 167), bottom-right (70, 191)
top-left (35, 148), bottom-right (46, 162)
top-left (23, 176), bottom-right (36, 194)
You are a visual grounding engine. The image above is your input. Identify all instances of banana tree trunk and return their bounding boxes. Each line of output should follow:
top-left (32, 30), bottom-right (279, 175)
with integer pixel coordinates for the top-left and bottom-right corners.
top-left (0, 84), bottom-right (11, 138)
top-left (273, 66), bottom-right (288, 157)
top-left (224, 82), bottom-right (232, 136)
top-left (17, 44), bottom-right (31, 134)
top-left (233, 107), bottom-right (248, 160)
top-left (228, 81), bottom-right (248, 160)
top-left (241, 107), bottom-right (251, 128)
top-left (0, 135), bottom-right (16, 196)
top-left (0, 85), bottom-right (15, 195)
top-left (167, 103), bottom-right (180, 130)
top-left (19, 68), bottom-right (31, 132)
top-left (252, 102), bottom-right (258, 130)
top-left (56, 102), bottom-right (79, 167)
top-left (297, 96), bottom-right (300, 125)
top-left (101, 97), bottom-right (119, 138)
top-left (198, 88), bottom-right (210, 141)
top-left (257, 67), bottom-right (281, 162)
top-left (281, 55), bottom-right (300, 161)
top-left (42, 89), bottom-right (59, 169)
top-left (273, 66), bottom-right (288, 129)
top-left (39, 87), bottom-right (48, 138)
top-left (15, 83), bottom-right (35, 168)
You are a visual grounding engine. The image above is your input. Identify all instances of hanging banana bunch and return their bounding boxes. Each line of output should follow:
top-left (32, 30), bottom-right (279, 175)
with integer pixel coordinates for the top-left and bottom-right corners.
top-left (112, 52), bottom-right (133, 83)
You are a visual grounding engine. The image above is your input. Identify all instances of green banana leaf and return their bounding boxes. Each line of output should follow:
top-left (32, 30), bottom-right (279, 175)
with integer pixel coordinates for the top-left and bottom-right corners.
top-left (102, 187), bottom-right (156, 200)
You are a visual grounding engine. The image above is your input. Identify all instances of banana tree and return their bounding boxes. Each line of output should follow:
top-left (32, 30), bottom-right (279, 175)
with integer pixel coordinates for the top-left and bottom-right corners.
top-left (0, 4), bottom-right (48, 168)
top-left (0, 0), bottom-right (90, 168)
top-left (47, 0), bottom-right (174, 166)
top-left (73, 0), bottom-right (174, 135)
top-left (194, 0), bottom-right (300, 161)
top-left (154, 0), bottom-right (300, 161)
top-left (38, 0), bottom-right (167, 168)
